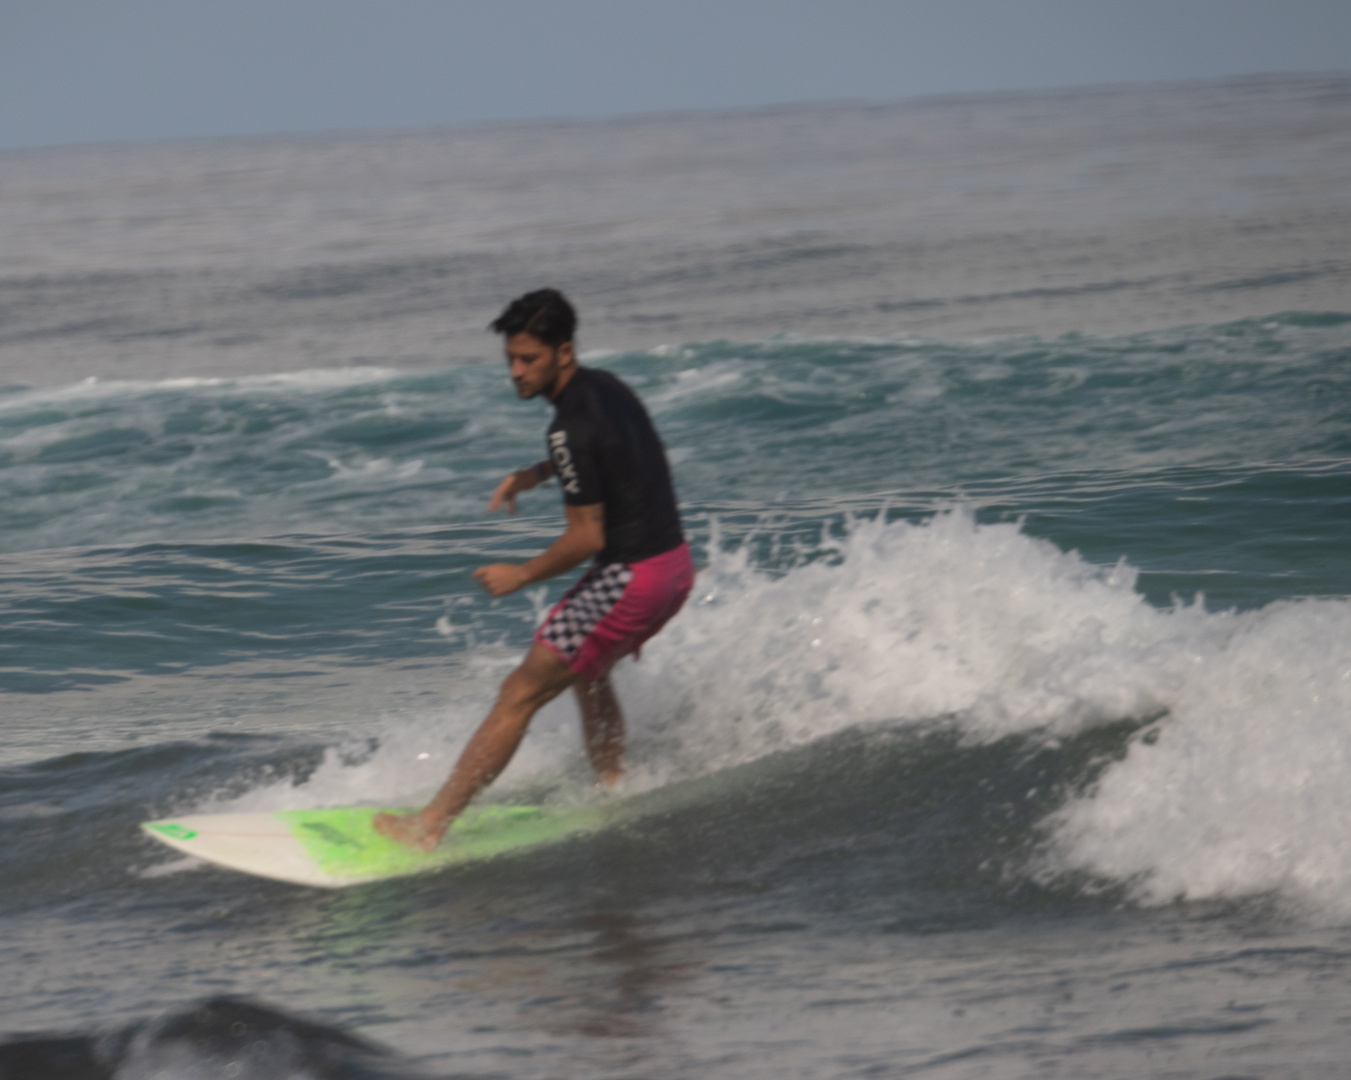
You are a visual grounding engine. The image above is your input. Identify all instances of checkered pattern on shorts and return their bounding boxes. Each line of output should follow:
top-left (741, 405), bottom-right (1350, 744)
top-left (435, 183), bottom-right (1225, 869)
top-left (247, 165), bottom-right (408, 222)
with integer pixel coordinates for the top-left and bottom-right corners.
top-left (538, 561), bottom-right (634, 660)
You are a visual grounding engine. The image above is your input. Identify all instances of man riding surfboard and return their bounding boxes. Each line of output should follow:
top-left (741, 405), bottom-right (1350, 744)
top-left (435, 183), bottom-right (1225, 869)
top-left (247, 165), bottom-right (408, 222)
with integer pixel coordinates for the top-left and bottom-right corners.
top-left (375, 289), bottom-right (692, 851)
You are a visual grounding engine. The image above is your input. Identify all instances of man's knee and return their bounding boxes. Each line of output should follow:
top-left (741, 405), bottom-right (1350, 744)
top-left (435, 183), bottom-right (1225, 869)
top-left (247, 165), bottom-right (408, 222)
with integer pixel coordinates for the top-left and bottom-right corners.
top-left (500, 646), bottom-right (575, 712)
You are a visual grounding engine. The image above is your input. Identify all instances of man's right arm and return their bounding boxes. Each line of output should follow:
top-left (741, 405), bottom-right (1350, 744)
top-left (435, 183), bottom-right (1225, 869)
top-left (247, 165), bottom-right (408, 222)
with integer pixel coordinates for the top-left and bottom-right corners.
top-left (472, 502), bottom-right (604, 597)
top-left (487, 459), bottom-right (554, 515)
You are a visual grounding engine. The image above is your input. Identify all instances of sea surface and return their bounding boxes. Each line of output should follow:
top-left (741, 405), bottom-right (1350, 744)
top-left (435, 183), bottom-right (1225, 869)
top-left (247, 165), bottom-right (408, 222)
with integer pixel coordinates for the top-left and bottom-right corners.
top-left (2, 76), bottom-right (1351, 1079)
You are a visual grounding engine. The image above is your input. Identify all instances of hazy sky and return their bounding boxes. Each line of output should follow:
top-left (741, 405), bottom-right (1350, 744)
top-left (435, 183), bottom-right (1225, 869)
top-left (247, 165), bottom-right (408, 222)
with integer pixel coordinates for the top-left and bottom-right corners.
top-left (3, 0), bottom-right (1349, 150)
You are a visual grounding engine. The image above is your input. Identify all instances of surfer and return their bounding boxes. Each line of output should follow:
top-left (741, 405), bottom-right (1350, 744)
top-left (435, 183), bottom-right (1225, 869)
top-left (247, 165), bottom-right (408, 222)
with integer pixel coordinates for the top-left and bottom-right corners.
top-left (375, 289), bottom-right (692, 851)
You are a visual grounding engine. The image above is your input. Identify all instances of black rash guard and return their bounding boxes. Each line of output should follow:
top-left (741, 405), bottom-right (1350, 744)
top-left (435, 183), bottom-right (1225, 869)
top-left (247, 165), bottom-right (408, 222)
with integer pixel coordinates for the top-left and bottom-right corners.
top-left (546, 366), bottom-right (684, 565)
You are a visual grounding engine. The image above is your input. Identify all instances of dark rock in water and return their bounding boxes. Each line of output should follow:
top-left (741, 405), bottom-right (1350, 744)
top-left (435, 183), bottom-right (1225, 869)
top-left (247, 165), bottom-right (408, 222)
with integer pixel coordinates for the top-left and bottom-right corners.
top-left (0, 997), bottom-right (423, 1080)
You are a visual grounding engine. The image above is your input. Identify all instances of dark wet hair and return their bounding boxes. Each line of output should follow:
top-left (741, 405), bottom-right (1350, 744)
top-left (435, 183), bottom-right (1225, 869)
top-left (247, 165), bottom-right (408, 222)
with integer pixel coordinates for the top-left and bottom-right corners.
top-left (489, 288), bottom-right (577, 347)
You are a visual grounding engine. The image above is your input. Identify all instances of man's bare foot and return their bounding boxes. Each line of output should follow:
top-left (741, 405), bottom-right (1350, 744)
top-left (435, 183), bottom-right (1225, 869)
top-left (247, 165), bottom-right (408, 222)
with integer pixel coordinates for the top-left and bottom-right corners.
top-left (594, 768), bottom-right (623, 791)
top-left (372, 810), bottom-right (443, 852)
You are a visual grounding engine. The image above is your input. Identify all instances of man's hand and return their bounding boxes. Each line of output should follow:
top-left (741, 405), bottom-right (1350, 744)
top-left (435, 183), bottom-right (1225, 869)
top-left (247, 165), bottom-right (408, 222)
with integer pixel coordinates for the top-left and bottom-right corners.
top-left (472, 563), bottom-right (528, 597)
top-left (471, 504), bottom-right (604, 599)
top-left (488, 465), bottom-right (545, 515)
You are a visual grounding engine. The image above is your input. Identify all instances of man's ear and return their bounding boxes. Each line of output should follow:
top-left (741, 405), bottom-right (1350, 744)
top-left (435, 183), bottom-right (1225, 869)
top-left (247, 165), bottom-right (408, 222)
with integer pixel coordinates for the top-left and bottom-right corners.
top-left (557, 341), bottom-right (576, 367)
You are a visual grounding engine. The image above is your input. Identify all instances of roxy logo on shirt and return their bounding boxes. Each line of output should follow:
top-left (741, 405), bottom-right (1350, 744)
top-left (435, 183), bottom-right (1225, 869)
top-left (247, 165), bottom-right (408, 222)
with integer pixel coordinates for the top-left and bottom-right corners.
top-left (549, 430), bottom-right (582, 496)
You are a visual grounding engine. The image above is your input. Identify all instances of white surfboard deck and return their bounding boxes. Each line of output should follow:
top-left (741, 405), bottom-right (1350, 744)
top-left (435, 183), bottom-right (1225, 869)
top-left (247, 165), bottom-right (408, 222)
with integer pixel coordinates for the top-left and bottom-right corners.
top-left (144, 812), bottom-right (342, 888)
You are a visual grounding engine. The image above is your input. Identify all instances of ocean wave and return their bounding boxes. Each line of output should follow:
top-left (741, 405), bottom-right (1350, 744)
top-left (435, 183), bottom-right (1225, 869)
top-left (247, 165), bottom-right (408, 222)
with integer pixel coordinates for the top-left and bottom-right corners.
top-left (644, 508), bottom-right (1351, 916)
top-left (169, 507), bottom-right (1351, 917)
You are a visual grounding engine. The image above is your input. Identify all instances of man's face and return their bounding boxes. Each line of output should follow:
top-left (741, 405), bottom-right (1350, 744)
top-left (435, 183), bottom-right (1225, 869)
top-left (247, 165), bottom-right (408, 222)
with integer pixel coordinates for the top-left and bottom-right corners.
top-left (505, 333), bottom-right (574, 400)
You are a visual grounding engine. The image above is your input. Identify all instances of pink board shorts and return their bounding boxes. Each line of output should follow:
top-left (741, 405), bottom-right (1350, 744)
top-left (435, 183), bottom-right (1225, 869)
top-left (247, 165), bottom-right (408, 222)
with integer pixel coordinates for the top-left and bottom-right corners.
top-left (534, 542), bottom-right (694, 682)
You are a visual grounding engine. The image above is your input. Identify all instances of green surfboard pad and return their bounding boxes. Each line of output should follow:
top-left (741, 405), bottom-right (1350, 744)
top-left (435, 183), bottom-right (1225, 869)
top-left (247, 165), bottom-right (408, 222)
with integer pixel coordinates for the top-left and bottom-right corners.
top-left (279, 804), bottom-right (606, 878)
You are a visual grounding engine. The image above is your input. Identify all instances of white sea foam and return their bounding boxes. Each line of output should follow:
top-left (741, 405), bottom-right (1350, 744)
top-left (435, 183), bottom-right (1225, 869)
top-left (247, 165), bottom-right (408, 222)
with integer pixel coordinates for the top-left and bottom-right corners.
top-left (136, 855), bottom-right (206, 879)
top-left (1042, 598), bottom-right (1351, 917)
top-left (624, 509), bottom-right (1197, 768)
top-left (0, 366), bottom-right (401, 413)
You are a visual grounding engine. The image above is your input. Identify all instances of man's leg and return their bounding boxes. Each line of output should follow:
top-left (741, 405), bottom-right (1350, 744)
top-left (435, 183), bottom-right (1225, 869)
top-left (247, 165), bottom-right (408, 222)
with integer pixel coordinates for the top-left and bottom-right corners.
top-left (573, 672), bottom-right (625, 785)
top-left (375, 643), bottom-right (575, 851)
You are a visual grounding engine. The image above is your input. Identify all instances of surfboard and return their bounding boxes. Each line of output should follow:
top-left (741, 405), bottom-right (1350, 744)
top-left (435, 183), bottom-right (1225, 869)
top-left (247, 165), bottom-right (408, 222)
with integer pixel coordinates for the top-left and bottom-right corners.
top-left (141, 803), bottom-right (609, 889)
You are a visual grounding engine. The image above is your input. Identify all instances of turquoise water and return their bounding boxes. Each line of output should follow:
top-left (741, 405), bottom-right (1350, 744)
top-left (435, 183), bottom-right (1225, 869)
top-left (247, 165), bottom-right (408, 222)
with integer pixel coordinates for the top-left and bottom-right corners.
top-left (4, 315), bottom-right (1348, 704)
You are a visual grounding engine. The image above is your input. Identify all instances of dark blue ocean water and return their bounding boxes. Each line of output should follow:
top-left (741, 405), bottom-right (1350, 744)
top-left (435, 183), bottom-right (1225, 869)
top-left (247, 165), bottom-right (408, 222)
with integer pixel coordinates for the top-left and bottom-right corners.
top-left (3, 78), bottom-right (1351, 1079)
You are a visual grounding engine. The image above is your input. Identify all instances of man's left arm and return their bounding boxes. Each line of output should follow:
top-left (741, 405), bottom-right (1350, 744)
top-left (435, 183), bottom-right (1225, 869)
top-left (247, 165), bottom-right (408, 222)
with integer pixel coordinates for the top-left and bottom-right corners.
top-left (472, 502), bottom-right (604, 597)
